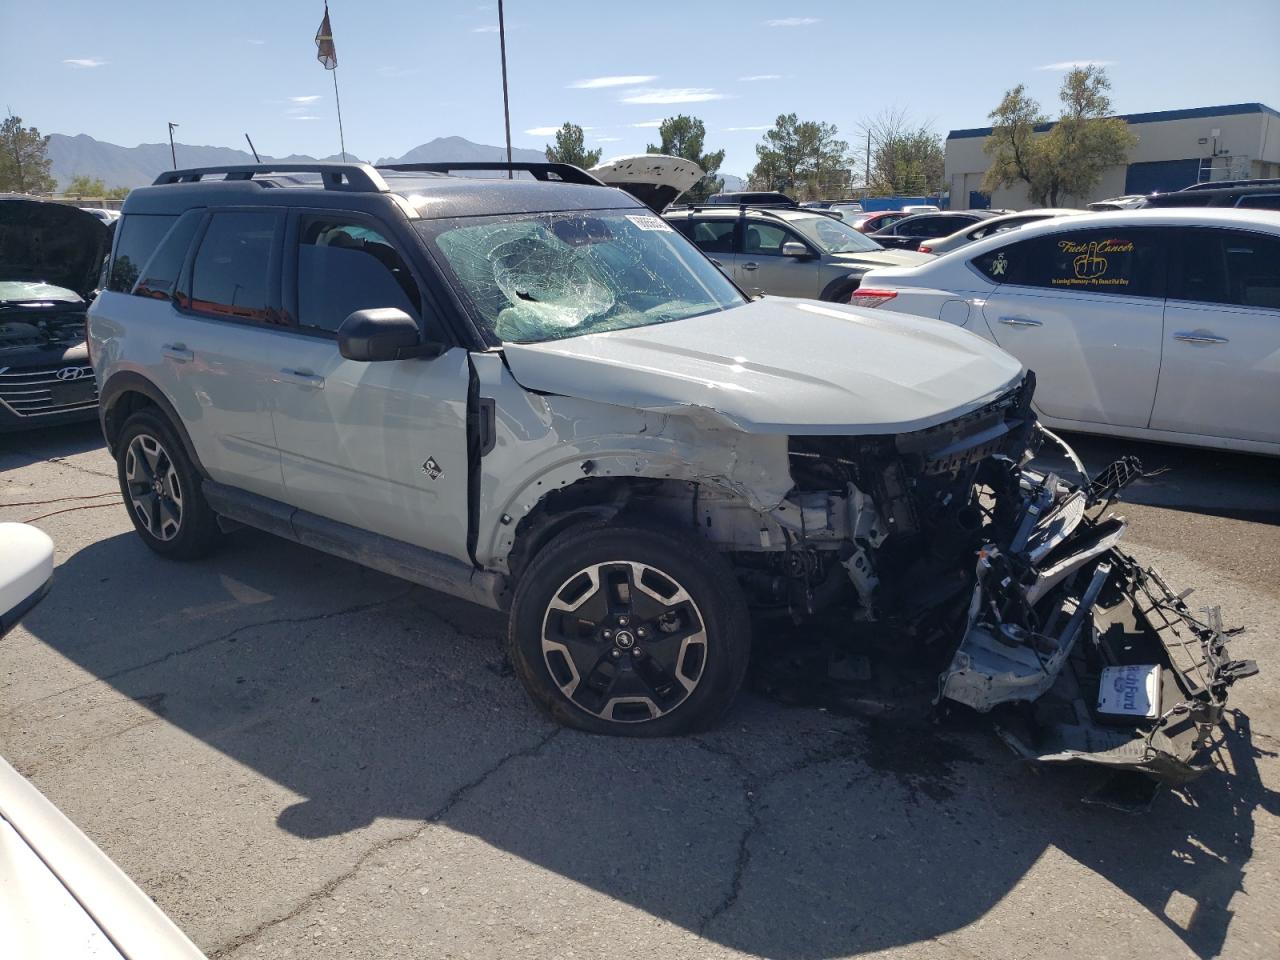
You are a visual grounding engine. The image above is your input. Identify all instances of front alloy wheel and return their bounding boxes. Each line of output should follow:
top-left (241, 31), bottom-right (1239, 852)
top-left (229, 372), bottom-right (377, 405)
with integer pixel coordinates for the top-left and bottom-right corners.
top-left (542, 561), bottom-right (708, 723)
top-left (125, 433), bottom-right (184, 541)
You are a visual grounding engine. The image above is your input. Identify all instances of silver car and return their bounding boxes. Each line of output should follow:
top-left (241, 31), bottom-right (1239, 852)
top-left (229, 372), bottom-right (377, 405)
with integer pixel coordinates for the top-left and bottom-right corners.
top-left (919, 208), bottom-right (1084, 256)
top-left (664, 206), bottom-right (930, 301)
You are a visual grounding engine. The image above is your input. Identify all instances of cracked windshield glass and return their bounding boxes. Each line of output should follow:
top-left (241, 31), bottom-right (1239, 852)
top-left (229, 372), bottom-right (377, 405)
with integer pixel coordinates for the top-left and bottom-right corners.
top-left (422, 210), bottom-right (744, 343)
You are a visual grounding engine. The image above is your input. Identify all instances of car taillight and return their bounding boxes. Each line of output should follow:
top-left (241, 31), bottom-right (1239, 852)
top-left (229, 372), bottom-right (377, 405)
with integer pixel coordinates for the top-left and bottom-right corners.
top-left (918, 245), bottom-right (933, 254)
top-left (849, 288), bottom-right (898, 307)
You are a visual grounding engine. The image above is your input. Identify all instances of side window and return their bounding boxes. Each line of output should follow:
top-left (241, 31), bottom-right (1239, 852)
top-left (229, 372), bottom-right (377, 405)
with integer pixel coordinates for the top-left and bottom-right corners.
top-left (972, 228), bottom-right (1164, 297)
top-left (132, 209), bottom-right (202, 300)
top-left (188, 211), bottom-right (279, 322)
top-left (1172, 229), bottom-right (1280, 309)
top-left (108, 214), bottom-right (176, 292)
top-left (742, 222), bottom-right (790, 256)
top-left (1236, 194), bottom-right (1280, 211)
top-left (296, 217), bottom-right (421, 333)
top-left (898, 217), bottom-right (937, 237)
top-left (688, 220), bottom-right (736, 255)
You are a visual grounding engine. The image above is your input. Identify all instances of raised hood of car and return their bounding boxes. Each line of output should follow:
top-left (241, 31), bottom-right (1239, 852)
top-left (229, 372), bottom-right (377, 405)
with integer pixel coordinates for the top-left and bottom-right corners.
top-left (590, 154), bottom-right (704, 211)
top-left (0, 198), bottom-right (111, 299)
top-left (501, 298), bottom-right (1024, 435)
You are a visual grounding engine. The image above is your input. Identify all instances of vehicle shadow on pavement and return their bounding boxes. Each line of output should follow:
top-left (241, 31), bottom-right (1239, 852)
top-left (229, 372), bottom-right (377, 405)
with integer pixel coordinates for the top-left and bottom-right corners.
top-left (14, 524), bottom-right (1277, 959)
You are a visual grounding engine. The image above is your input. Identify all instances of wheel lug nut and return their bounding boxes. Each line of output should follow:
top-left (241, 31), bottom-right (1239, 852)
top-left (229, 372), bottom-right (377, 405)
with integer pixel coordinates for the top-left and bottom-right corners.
top-left (636, 627), bottom-right (647, 638)
top-left (618, 616), bottom-right (630, 626)
top-left (611, 649), bottom-right (622, 659)
top-left (602, 629), bottom-right (613, 639)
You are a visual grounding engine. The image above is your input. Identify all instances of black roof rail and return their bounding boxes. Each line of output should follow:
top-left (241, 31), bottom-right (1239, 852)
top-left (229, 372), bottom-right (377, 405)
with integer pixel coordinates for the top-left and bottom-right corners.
top-left (1179, 177), bottom-right (1280, 192)
top-left (152, 162), bottom-right (389, 192)
top-left (377, 161), bottom-right (606, 186)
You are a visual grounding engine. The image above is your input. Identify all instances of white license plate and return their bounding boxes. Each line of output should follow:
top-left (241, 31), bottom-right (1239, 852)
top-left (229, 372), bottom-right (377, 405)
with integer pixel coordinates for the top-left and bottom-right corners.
top-left (1097, 664), bottom-right (1162, 719)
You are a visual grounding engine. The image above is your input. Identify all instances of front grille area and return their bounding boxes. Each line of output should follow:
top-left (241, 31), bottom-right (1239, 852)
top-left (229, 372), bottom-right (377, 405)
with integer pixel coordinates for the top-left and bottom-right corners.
top-left (0, 363), bottom-right (99, 417)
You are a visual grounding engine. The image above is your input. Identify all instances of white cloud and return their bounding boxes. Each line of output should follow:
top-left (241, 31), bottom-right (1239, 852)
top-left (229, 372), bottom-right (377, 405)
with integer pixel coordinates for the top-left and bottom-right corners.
top-left (593, 136), bottom-right (623, 142)
top-left (246, 39), bottom-right (265, 45)
top-left (291, 116), bottom-right (321, 121)
top-left (63, 58), bottom-right (107, 68)
top-left (621, 88), bottom-right (727, 105)
top-left (629, 119), bottom-right (664, 128)
top-left (765, 17), bottom-right (819, 27)
top-left (289, 95), bottom-right (322, 103)
top-left (472, 24), bottom-right (498, 32)
top-left (524, 126), bottom-right (561, 136)
top-left (570, 75), bottom-right (656, 89)
top-left (725, 125), bottom-right (770, 132)
top-left (738, 74), bottom-right (781, 82)
top-left (1036, 59), bottom-right (1114, 70)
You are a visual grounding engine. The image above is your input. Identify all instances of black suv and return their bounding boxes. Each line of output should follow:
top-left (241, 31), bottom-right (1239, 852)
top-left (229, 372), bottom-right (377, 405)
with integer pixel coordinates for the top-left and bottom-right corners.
top-left (0, 197), bottom-right (111, 431)
top-left (1144, 178), bottom-right (1280, 210)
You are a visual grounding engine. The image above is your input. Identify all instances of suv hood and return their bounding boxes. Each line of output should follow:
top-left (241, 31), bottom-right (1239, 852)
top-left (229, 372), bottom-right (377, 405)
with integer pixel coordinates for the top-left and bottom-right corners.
top-left (502, 297), bottom-right (1023, 434)
top-left (590, 154), bottom-right (704, 211)
top-left (830, 249), bottom-right (933, 269)
top-left (0, 197), bottom-right (112, 299)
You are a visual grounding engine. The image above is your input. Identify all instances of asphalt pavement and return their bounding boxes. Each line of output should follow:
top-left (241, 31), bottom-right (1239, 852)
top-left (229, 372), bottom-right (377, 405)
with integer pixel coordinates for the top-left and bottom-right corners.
top-left (1, 422), bottom-right (1277, 960)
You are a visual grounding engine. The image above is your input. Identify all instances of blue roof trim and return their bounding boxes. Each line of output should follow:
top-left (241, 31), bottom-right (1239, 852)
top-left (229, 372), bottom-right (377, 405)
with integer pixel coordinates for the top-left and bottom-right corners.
top-left (947, 102), bottom-right (1279, 140)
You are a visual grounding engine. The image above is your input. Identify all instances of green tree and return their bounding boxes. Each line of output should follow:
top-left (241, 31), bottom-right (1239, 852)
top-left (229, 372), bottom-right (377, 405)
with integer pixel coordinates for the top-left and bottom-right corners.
top-left (104, 185), bottom-right (130, 200)
top-left (646, 114), bottom-right (725, 204)
top-left (544, 123), bottom-right (602, 169)
top-left (860, 109), bottom-right (945, 195)
top-left (0, 114), bottom-right (56, 194)
top-left (984, 66), bottom-right (1136, 206)
top-left (65, 174), bottom-right (108, 197)
top-left (749, 114), bottom-right (851, 199)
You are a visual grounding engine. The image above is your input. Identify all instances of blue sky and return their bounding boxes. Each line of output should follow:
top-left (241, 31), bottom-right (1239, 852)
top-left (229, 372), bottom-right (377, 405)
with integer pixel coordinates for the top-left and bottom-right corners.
top-left (4, 0), bottom-right (1278, 176)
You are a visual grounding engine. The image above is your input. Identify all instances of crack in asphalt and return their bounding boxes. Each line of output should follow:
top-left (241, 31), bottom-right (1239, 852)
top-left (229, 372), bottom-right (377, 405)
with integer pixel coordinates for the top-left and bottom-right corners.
top-left (691, 733), bottom-right (871, 933)
top-left (209, 725), bottom-right (563, 958)
top-left (1, 590), bottom-right (416, 719)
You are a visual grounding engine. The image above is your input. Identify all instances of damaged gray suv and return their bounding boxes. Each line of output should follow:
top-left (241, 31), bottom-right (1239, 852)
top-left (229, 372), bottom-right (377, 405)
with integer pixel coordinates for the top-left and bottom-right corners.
top-left (88, 162), bottom-right (1255, 781)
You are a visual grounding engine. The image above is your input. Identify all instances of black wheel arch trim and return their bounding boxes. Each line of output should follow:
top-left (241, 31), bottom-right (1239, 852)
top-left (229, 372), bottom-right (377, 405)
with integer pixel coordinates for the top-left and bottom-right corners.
top-left (819, 272), bottom-right (864, 302)
top-left (98, 371), bottom-right (208, 478)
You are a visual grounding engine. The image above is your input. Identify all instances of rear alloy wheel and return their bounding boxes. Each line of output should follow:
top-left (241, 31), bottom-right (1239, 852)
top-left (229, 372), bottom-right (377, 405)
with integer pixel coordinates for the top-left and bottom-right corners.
top-left (508, 524), bottom-right (751, 736)
top-left (115, 408), bottom-right (221, 559)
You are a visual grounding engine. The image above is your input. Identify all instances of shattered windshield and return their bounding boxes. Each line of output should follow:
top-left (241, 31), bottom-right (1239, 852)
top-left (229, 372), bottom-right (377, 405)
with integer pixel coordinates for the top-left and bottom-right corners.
top-left (419, 210), bottom-right (745, 343)
top-left (788, 214), bottom-right (884, 254)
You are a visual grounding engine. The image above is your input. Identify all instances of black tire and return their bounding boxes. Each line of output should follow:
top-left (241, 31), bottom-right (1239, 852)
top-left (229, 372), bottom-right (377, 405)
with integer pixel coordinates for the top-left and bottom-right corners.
top-left (508, 522), bottom-right (751, 736)
top-left (115, 408), bottom-right (221, 560)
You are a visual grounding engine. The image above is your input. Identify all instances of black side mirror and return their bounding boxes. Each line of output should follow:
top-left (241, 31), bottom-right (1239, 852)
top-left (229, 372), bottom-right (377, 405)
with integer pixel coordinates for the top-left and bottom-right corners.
top-left (337, 308), bottom-right (444, 362)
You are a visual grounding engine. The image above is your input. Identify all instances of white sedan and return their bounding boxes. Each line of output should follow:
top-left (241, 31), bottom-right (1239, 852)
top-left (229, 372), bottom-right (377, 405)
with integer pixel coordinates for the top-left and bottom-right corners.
top-left (853, 208), bottom-right (1280, 455)
top-left (917, 207), bottom-right (1083, 256)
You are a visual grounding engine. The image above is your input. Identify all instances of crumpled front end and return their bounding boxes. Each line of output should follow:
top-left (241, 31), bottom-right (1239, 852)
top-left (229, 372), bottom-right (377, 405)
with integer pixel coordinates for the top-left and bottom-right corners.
top-left (770, 373), bottom-right (1256, 783)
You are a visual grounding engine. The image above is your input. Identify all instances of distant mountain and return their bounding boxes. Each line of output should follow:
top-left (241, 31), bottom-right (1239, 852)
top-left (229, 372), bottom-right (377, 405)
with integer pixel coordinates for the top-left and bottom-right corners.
top-left (45, 133), bottom-right (544, 190)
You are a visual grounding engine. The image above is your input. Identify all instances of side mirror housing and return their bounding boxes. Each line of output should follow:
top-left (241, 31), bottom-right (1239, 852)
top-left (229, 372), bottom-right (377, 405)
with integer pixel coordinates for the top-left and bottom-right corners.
top-left (781, 241), bottom-right (811, 258)
top-left (337, 308), bottom-right (444, 362)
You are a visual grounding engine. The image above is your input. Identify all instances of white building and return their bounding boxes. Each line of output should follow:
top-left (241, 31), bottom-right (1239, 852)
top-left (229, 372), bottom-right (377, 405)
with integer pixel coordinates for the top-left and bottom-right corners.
top-left (946, 102), bottom-right (1280, 210)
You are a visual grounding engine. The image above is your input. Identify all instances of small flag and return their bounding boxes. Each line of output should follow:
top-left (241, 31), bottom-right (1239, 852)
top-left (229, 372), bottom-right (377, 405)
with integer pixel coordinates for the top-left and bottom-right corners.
top-left (315, 4), bottom-right (337, 70)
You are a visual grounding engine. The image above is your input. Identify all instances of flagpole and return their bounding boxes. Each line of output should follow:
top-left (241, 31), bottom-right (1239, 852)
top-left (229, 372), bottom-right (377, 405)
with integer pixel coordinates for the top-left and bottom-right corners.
top-left (332, 67), bottom-right (347, 162)
top-left (498, 0), bottom-right (513, 179)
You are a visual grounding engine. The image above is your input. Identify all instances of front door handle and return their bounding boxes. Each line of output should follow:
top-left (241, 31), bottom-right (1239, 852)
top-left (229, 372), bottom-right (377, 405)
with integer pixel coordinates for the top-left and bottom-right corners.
top-left (998, 316), bottom-right (1042, 327)
top-left (741, 261), bottom-right (759, 271)
top-left (1174, 332), bottom-right (1229, 345)
top-left (276, 368), bottom-right (325, 390)
top-left (162, 343), bottom-right (193, 363)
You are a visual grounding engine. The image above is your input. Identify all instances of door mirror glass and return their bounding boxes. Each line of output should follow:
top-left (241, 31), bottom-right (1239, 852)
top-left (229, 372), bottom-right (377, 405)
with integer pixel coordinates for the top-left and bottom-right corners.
top-left (781, 241), bottom-right (810, 258)
top-left (337, 308), bottom-right (443, 362)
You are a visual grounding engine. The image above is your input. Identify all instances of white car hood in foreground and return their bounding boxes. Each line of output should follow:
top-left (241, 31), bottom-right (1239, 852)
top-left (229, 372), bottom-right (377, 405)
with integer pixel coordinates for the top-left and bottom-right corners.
top-left (502, 298), bottom-right (1023, 434)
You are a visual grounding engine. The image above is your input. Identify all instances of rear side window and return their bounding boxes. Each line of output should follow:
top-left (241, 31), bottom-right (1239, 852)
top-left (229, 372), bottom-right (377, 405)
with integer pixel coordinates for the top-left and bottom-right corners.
top-left (1236, 194), bottom-right (1280, 211)
top-left (1170, 229), bottom-right (1280, 309)
top-left (189, 211), bottom-right (279, 322)
top-left (742, 222), bottom-right (791, 256)
top-left (108, 214), bottom-right (176, 292)
top-left (688, 220), bottom-right (736, 255)
top-left (972, 228), bottom-right (1165, 297)
top-left (295, 216), bottom-right (421, 333)
top-left (131, 210), bottom-right (202, 300)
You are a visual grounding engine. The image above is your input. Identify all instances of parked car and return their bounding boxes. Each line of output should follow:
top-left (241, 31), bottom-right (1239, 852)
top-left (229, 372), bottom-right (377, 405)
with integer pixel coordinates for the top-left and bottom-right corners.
top-left (0, 522), bottom-right (207, 959)
top-left (703, 190), bottom-right (796, 207)
top-left (854, 208), bottom-right (1280, 455)
top-left (1143, 178), bottom-right (1280, 210)
top-left (664, 204), bottom-right (931, 300)
top-left (847, 210), bottom-right (911, 233)
top-left (0, 197), bottom-right (111, 431)
top-left (829, 200), bottom-right (864, 219)
top-left (86, 161), bottom-right (1252, 779)
top-left (1087, 195), bottom-right (1150, 211)
top-left (918, 208), bottom-right (1084, 255)
top-left (867, 210), bottom-right (999, 250)
top-left (588, 154), bottom-right (703, 211)
top-left (899, 204), bottom-right (940, 214)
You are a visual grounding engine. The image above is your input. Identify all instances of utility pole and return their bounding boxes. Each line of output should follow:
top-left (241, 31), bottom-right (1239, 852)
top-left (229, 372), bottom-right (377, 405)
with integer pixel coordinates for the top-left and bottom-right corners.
top-left (864, 129), bottom-right (870, 193)
top-left (168, 122), bottom-right (179, 169)
top-left (498, 0), bottom-right (513, 178)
